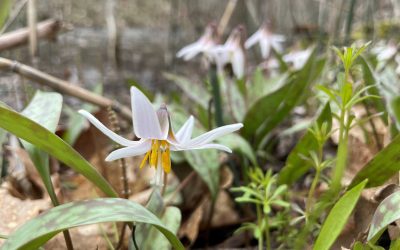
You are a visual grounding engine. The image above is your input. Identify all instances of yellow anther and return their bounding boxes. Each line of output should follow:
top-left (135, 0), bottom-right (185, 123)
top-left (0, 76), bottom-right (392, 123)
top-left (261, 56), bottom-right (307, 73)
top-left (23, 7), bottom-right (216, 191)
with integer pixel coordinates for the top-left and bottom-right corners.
top-left (162, 147), bottom-right (171, 173)
top-left (139, 151), bottom-right (150, 169)
top-left (150, 140), bottom-right (159, 167)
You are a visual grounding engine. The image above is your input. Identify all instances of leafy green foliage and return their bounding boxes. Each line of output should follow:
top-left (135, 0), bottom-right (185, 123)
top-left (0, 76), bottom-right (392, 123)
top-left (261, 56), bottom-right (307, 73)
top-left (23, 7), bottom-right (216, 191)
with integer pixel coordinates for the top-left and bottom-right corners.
top-left (232, 169), bottom-right (289, 249)
top-left (368, 191), bottom-right (400, 240)
top-left (242, 49), bottom-right (325, 146)
top-left (0, 104), bottom-right (117, 197)
top-left (1, 198), bottom-right (184, 250)
top-left (313, 180), bottom-right (368, 250)
top-left (278, 103), bottom-right (332, 185)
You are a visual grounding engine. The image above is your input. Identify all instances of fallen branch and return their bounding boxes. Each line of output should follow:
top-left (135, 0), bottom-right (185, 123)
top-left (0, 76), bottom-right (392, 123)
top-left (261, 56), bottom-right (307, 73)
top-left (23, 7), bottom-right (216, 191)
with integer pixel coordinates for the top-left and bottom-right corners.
top-left (0, 57), bottom-right (132, 121)
top-left (0, 19), bottom-right (60, 52)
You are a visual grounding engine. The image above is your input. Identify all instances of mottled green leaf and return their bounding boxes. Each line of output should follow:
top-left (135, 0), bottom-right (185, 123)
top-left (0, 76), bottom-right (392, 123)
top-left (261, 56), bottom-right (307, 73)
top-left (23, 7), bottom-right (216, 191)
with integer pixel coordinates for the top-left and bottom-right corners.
top-left (368, 191), bottom-right (400, 240)
top-left (164, 73), bottom-right (210, 109)
top-left (1, 198), bottom-right (184, 250)
top-left (350, 134), bottom-right (400, 189)
top-left (20, 91), bottom-right (62, 204)
top-left (313, 180), bottom-right (367, 250)
top-left (0, 104), bottom-right (117, 197)
top-left (139, 206), bottom-right (182, 250)
top-left (184, 149), bottom-right (219, 199)
top-left (278, 103), bottom-right (331, 185)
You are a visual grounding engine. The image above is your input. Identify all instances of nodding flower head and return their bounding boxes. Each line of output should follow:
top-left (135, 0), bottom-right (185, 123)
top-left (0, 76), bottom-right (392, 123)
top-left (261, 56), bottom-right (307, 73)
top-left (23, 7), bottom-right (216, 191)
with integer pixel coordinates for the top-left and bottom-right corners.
top-left (79, 87), bottom-right (243, 187)
top-left (209, 25), bottom-right (246, 79)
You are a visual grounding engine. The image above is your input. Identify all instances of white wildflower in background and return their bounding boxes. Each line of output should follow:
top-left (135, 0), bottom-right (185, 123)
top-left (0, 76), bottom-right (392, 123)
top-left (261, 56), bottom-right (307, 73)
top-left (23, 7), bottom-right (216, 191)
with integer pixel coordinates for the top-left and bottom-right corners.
top-left (209, 25), bottom-right (246, 78)
top-left (176, 22), bottom-right (218, 61)
top-left (283, 48), bottom-right (312, 70)
top-left (245, 23), bottom-right (285, 59)
top-left (371, 41), bottom-right (398, 62)
top-left (79, 87), bottom-right (243, 187)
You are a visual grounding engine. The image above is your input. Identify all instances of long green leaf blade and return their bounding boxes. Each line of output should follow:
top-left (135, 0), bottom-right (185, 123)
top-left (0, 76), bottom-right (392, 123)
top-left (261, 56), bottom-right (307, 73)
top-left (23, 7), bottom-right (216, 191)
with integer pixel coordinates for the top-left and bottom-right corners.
top-left (20, 91), bottom-right (63, 203)
top-left (350, 134), bottom-right (400, 188)
top-left (1, 198), bottom-right (184, 250)
top-left (0, 104), bottom-right (117, 197)
top-left (313, 180), bottom-right (367, 250)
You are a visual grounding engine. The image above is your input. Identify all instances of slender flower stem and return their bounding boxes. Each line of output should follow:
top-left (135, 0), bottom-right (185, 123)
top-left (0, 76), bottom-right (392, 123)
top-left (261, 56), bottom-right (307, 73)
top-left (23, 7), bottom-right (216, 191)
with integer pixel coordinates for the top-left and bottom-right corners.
top-left (331, 106), bottom-right (348, 193)
top-left (265, 217), bottom-right (271, 250)
top-left (305, 146), bottom-right (323, 214)
top-left (256, 204), bottom-right (263, 250)
top-left (209, 65), bottom-right (224, 127)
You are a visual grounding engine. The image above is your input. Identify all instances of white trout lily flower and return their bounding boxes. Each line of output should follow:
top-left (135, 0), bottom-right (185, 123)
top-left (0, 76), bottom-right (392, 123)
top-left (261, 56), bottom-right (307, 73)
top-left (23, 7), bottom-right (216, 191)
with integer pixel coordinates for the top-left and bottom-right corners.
top-left (176, 23), bottom-right (218, 61)
top-left (209, 26), bottom-right (246, 78)
top-left (283, 48), bottom-right (312, 70)
top-left (371, 41), bottom-right (398, 62)
top-left (79, 87), bottom-right (243, 187)
top-left (245, 23), bottom-right (285, 59)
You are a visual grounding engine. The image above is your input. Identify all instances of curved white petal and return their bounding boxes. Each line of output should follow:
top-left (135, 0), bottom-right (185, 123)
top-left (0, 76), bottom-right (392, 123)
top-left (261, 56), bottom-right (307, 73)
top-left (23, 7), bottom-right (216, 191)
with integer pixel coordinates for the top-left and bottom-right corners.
top-left (175, 116), bottom-right (194, 143)
top-left (182, 123), bottom-right (243, 148)
top-left (171, 143), bottom-right (232, 153)
top-left (176, 41), bottom-right (202, 59)
top-left (232, 49), bottom-right (245, 78)
top-left (105, 139), bottom-right (151, 161)
top-left (260, 39), bottom-right (271, 59)
top-left (272, 34), bottom-right (285, 42)
top-left (131, 87), bottom-right (163, 140)
top-left (78, 110), bottom-right (136, 146)
top-left (244, 29), bottom-right (262, 49)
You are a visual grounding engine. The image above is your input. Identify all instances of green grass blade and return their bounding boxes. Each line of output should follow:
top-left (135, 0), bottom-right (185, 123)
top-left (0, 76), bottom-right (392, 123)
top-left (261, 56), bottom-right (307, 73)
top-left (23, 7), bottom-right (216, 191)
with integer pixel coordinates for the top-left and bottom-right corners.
top-left (1, 198), bottom-right (184, 250)
top-left (0, 104), bottom-right (117, 197)
top-left (313, 180), bottom-right (367, 250)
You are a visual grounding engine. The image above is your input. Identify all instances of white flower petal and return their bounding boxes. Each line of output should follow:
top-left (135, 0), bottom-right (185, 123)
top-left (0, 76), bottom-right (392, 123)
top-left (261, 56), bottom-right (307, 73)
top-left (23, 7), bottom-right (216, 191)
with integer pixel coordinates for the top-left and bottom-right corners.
top-left (105, 139), bottom-right (151, 161)
top-left (171, 143), bottom-right (232, 153)
top-left (176, 41), bottom-right (203, 60)
top-left (232, 49), bottom-right (245, 78)
top-left (272, 34), bottom-right (285, 42)
top-left (131, 87), bottom-right (163, 139)
top-left (260, 39), bottom-right (271, 58)
top-left (78, 110), bottom-right (136, 146)
top-left (245, 29), bottom-right (262, 49)
top-left (175, 116), bottom-right (194, 143)
top-left (183, 123), bottom-right (243, 148)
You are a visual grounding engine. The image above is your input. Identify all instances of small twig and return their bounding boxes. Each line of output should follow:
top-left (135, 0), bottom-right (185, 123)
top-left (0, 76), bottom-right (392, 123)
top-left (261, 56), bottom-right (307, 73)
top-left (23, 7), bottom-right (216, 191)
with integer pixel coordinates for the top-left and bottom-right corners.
top-left (0, 57), bottom-right (132, 121)
top-left (217, 0), bottom-right (237, 36)
top-left (0, 19), bottom-right (60, 52)
top-left (27, 0), bottom-right (38, 58)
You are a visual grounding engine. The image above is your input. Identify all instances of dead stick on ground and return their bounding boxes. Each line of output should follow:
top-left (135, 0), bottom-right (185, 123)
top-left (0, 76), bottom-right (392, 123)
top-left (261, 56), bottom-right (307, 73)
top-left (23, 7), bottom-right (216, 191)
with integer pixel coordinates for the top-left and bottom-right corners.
top-left (0, 57), bottom-right (133, 121)
top-left (0, 19), bottom-right (60, 52)
top-left (217, 0), bottom-right (238, 36)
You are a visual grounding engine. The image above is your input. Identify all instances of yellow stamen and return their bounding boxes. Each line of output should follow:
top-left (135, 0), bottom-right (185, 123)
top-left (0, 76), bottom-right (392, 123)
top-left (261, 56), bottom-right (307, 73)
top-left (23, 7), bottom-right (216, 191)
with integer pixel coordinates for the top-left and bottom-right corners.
top-left (150, 140), bottom-right (159, 167)
top-left (139, 151), bottom-right (150, 169)
top-left (162, 147), bottom-right (171, 173)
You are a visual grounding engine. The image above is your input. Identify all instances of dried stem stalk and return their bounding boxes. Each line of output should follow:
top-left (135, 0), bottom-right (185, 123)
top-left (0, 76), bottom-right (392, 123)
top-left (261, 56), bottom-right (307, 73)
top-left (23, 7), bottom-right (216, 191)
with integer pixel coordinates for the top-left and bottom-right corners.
top-left (0, 57), bottom-right (132, 121)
